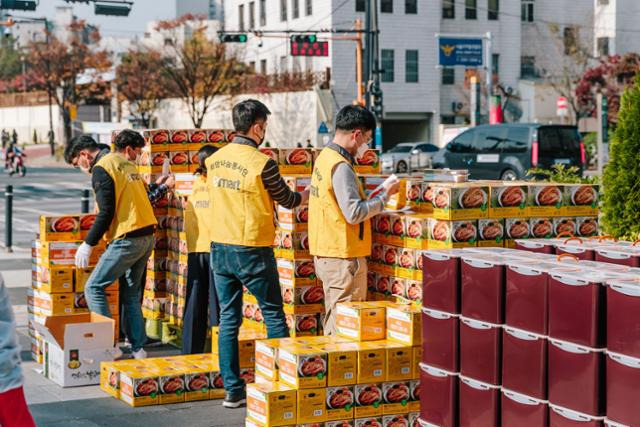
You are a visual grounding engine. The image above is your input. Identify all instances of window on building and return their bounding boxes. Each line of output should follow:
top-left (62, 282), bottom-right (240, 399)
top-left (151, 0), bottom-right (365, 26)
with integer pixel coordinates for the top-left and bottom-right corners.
top-left (249, 61), bottom-right (256, 71)
top-left (381, 0), bottom-right (393, 13)
top-left (441, 115), bottom-right (456, 125)
top-left (488, 0), bottom-right (499, 20)
top-left (356, 0), bottom-right (365, 12)
top-left (293, 0), bottom-right (299, 19)
top-left (405, 50), bottom-right (419, 83)
top-left (381, 49), bottom-right (395, 82)
top-left (305, 0), bottom-right (312, 15)
top-left (280, 0), bottom-right (287, 21)
top-left (521, 0), bottom-right (534, 22)
top-left (260, 0), bottom-right (266, 25)
top-left (598, 0), bottom-right (609, 4)
top-left (249, 2), bottom-right (255, 29)
top-left (305, 56), bottom-right (313, 72)
top-left (465, 0), bottom-right (477, 19)
top-left (260, 59), bottom-right (267, 74)
top-left (597, 37), bottom-right (610, 56)
top-left (405, 0), bottom-right (417, 14)
top-left (442, 0), bottom-right (455, 18)
top-left (239, 4), bottom-right (245, 30)
top-left (492, 53), bottom-right (499, 80)
top-left (520, 56), bottom-right (537, 78)
top-left (442, 68), bottom-right (455, 85)
top-left (564, 26), bottom-right (577, 55)
top-left (280, 56), bottom-right (287, 72)
top-left (293, 56), bottom-right (301, 71)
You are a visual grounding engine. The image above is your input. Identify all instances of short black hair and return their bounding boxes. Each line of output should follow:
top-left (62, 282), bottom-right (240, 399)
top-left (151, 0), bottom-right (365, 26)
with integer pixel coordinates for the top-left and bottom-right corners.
top-left (196, 144), bottom-right (218, 176)
top-left (64, 134), bottom-right (99, 164)
top-left (232, 99), bottom-right (271, 133)
top-left (114, 129), bottom-right (145, 150)
top-left (335, 105), bottom-right (376, 133)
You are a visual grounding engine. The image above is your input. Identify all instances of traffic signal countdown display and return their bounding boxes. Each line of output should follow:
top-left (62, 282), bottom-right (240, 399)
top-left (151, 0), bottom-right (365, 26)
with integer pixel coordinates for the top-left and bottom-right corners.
top-left (290, 35), bottom-right (328, 57)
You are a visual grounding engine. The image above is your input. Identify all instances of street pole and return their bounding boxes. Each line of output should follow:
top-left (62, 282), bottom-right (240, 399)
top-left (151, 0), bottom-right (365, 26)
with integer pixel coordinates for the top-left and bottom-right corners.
top-left (485, 31), bottom-right (493, 123)
top-left (355, 19), bottom-right (364, 106)
top-left (371, 0), bottom-right (383, 150)
top-left (4, 185), bottom-right (13, 253)
top-left (596, 93), bottom-right (607, 176)
top-left (470, 76), bottom-right (480, 127)
top-left (81, 189), bottom-right (91, 214)
top-left (364, 0), bottom-right (372, 108)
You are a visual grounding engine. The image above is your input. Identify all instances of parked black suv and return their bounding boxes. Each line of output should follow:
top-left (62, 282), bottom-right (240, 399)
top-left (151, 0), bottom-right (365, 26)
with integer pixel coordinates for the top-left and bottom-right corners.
top-left (431, 124), bottom-right (586, 180)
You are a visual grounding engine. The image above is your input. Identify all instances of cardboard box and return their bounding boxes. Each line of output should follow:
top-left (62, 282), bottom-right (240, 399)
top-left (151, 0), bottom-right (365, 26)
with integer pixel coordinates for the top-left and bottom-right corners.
top-left (336, 302), bottom-right (386, 342)
top-left (278, 346), bottom-right (328, 389)
top-left (529, 217), bottom-right (554, 239)
top-left (326, 386), bottom-right (355, 421)
top-left (432, 183), bottom-right (489, 220)
top-left (277, 205), bottom-right (309, 231)
top-left (143, 129), bottom-right (170, 145)
top-left (354, 383), bottom-right (384, 417)
top-left (247, 382), bottom-right (297, 427)
top-left (282, 283), bottom-right (324, 314)
top-left (553, 217), bottom-right (578, 237)
top-left (355, 417), bottom-right (382, 427)
top-left (174, 172), bottom-right (196, 196)
top-left (157, 366), bottom-right (186, 404)
top-left (412, 346), bottom-right (422, 379)
top-left (382, 413), bottom-right (410, 426)
top-left (428, 218), bottom-right (478, 249)
top-left (74, 268), bottom-right (94, 293)
top-left (478, 218), bottom-right (505, 247)
top-left (277, 258), bottom-right (317, 287)
top-left (403, 213), bottom-right (429, 249)
top-left (39, 215), bottom-right (81, 242)
top-left (527, 183), bottom-right (564, 216)
top-left (405, 280), bottom-right (422, 304)
top-left (34, 241), bottom-right (104, 267)
top-left (385, 343), bottom-right (413, 381)
top-left (279, 148), bottom-right (313, 174)
top-left (100, 359), bottom-right (148, 400)
top-left (211, 326), bottom-right (262, 368)
top-left (489, 183), bottom-right (528, 218)
top-left (390, 277), bottom-right (407, 300)
top-left (255, 339), bottom-right (282, 382)
top-left (285, 313), bottom-right (320, 337)
top-left (576, 216), bottom-right (599, 237)
top-left (357, 341), bottom-right (387, 383)
top-left (313, 341), bottom-right (359, 386)
top-left (420, 182), bottom-right (435, 214)
top-left (206, 128), bottom-right (231, 145)
top-left (504, 218), bottom-right (530, 243)
top-left (120, 366), bottom-right (160, 406)
top-left (354, 149), bottom-right (381, 175)
top-left (297, 388), bottom-right (327, 424)
top-left (34, 313), bottom-right (115, 387)
top-left (79, 213), bottom-right (97, 239)
top-left (283, 175), bottom-right (311, 192)
top-left (259, 147), bottom-right (279, 163)
top-left (408, 380), bottom-right (420, 412)
top-left (32, 265), bottom-right (73, 293)
top-left (386, 305), bottom-right (422, 346)
top-left (381, 381), bottom-right (410, 415)
top-left (30, 290), bottom-right (74, 316)
top-left (563, 184), bottom-right (599, 216)
top-left (404, 178), bottom-right (423, 211)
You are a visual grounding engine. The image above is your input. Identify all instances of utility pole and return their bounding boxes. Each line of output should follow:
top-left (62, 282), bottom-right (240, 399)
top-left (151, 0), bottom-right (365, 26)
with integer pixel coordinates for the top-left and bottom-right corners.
top-left (597, 93), bottom-right (608, 176)
top-left (355, 19), bottom-right (364, 106)
top-left (485, 31), bottom-right (493, 119)
top-left (364, 0), bottom-right (372, 108)
top-left (370, 0), bottom-right (383, 150)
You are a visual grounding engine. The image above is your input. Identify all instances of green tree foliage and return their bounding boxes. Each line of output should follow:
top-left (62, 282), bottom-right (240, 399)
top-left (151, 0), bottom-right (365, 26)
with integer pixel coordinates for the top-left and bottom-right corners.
top-left (0, 38), bottom-right (21, 81)
top-left (601, 74), bottom-right (640, 240)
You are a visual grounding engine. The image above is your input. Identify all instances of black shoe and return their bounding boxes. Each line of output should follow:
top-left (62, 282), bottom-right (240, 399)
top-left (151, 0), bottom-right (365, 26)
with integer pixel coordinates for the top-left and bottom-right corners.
top-left (223, 391), bottom-right (246, 408)
top-left (144, 337), bottom-right (164, 347)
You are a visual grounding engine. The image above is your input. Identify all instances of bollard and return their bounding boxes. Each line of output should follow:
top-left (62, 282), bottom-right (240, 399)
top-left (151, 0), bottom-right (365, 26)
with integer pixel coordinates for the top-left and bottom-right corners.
top-left (81, 189), bottom-right (90, 213)
top-left (4, 185), bottom-right (12, 253)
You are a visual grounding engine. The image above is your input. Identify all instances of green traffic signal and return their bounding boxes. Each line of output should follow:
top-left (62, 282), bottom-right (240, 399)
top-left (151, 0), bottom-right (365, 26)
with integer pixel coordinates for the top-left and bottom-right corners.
top-left (220, 33), bottom-right (248, 43)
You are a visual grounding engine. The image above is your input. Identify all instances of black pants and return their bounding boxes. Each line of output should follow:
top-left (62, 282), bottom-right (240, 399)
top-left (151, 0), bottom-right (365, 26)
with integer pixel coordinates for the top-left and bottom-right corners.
top-left (182, 252), bottom-right (220, 354)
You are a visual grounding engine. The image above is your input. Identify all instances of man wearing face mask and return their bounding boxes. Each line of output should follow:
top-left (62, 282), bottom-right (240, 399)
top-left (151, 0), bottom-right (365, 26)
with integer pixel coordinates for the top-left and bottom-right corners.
top-left (308, 105), bottom-right (400, 336)
top-left (63, 132), bottom-right (158, 359)
top-left (207, 99), bottom-right (309, 408)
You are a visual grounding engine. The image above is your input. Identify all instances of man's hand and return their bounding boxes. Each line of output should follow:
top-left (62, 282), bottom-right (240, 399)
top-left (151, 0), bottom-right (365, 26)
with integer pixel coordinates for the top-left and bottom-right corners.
top-left (75, 242), bottom-right (93, 268)
top-left (383, 179), bottom-right (401, 196)
top-left (299, 187), bottom-right (311, 205)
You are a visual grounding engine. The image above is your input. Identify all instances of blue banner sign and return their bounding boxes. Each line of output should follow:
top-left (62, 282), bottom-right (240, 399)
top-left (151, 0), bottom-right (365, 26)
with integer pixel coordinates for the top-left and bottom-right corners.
top-left (438, 37), bottom-right (484, 67)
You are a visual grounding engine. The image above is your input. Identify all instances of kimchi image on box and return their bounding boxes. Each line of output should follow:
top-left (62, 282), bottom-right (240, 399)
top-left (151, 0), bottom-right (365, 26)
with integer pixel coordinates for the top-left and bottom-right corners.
top-left (336, 302), bottom-right (386, 342)
top-left (605, 351), bottom-right (640, 427)
top-left (33, 313), bottom-right (115, 387)
top-left (549, 404), bottom-right (605, 427)
top-left (277, 258), bottom-right (317, 287)
top-left (39, 215), bottom-right (81, 242)
top-left (502, 326), bottom-right (547, 400)
top-left (576, 217), bottom-right (599, 238)
top-left (548, 338), bottom-right (605, 416)
top-left (419, 363), bottom-right (458, 427)
top-left (594, 246), bottom-right (640, 268)
top-left (279, 148), bottom-right (313, 174)
top-left (530, 217), bottom-right (555, 239)
top-left (144, 129), bottom-right (169, 145)
top-left (421, 308), bottom-right (459, 373)
top-left (477, 218), bottom-right (505, 247)
top-left (119, 367), bottom-right (160, 407)
top-left (381, 381), bottom-right (411, 415)
top-left (458, 375), bottom-right (500, 427)
top-left (459, 316), bottom-right (502, 386)
top-left (157, 366), bottom-right (186, 404)
top-left (460, 253), bottom-right (505, 324)
top-left (278, 346), bottom-right (328, 389)
top-left (432, 183), bottom-right (489, 220)
top-left (246, 382), bottom-right (297, 427)
top-left (489, 182), bottom-right (528, 218)
top-left (354, 148), bottom-right (381, 175)
top-left (422, 249), bottom-right (463, 313)
top-left (326, 385), bottom-right (355, 421)
top-left (547, 269), bottom-right (606, 347)
top-left (553, 217), bottom-right (578, 238)
top-left (527, 183), bottom-right (564, 217)
top-left (405, 178), bottom-right (423, 210)
top-left (605, 278), bottom-right (640, 358)
top-left (386, 304), bottom-right (421, 346)
top-left (505, 261), bottom-right (549, 335)
top-left (259, 147), bottom-right (279, 163)
top-left (563, 184), bottom-right (599, 216)
top-left (502, 388), bottom-right (549, 427)
top-left (404, 213), bottom-right (430, 249)
top-left (428, 219), bottom-right (478, 249)
top-left (420, 182), bottom-right (435, 214)
top-left (354, 383), bottom-right (384, 418)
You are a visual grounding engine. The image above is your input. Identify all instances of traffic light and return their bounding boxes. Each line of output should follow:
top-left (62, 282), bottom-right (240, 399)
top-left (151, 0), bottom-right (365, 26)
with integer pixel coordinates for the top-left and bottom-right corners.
top-left (290, 34), bottom-right (317, 44)
top-left (95, 2), bottom-right (132, 16)
top-left (290, 34), bottom-right (328, 57)
top-left (219, 33), bottom-right (248, 43)
top-left (0, 0), bottom-right (37, 11)
top-left (371, 83), bottom-right (383, 119)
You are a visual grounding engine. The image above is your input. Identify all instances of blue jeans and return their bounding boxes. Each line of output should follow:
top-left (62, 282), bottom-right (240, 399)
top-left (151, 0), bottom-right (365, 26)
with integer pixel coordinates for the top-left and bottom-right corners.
top-left (211, 243), bottom-right (289, 396)
top-left (84, 235), bottom-right (154, 352)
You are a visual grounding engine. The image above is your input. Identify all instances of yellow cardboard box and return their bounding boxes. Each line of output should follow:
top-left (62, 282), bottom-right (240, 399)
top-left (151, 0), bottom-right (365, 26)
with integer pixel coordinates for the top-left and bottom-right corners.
top-left (255, 338), bottom-right (281, 382)
top-left (357, 341), bottom-right (387, 383)
top-left (336, 302), bottom-right (386, 342)
top-left (386, 304), bottom-right (422, 346)
top-left (297, 388), bottom-right (327, 424)
top-left (32, 265), bottom-right (73, 293)
top-left (381, 381), bottom-right (410, 415)
top-left (354, 383), bottom-right (383, 418)
top-left (326, 386), bottom-right (355, 421)
top-left (211, 326), bottom-right (263, 368)
top-left (157, 366), bottom-right (186, 404)
top-left (385, 343), bottom-right (413, 382)
top-left (278, 345), bottom-right (327, 389)
top-left (409, 379), bottom-right (420, 412)
top-left (313, 341), bottom-right (359, 386)
top-left (119, 367), bottom-right (160, 407)
top-left (39, 215), bottom-right (81, 242)
top-left (247, 382), bottom-right (297, 427)
top-left (432, 183), bottom-right (489, 220)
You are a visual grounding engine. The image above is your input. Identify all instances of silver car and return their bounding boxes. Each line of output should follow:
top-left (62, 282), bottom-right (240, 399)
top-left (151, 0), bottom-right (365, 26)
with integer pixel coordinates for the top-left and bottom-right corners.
top-left (381, 142), bottom-right (440, 173)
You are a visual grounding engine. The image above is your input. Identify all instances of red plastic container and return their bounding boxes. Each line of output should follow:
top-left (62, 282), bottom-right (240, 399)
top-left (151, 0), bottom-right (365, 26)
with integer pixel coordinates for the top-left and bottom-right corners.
top-left (605, 351), bottom-right (640, 427)
top-left (516, 238), bottom-right (556, 254)
top-left (548, 270), bottom-right (605, 347)
top-left (549, 404), bottom-right (605, 427)
top-left (594, 246), bottom-right (640, 268)
top-left (422, 249), bottom-right (463, 313)
top-left (460, 254), bottom-right (505, 323)
top-left (458, 375), bottom-right (500, 427)
top-left (502, 388), bottom-right (549, 427)
top-left (502, 326), bottom-right (547, 399)
top-left (548, 338), bottom-right (605, 416)
top-left (505, 261), bottom-right (548, 334)
top-left (419, 363), bottom-right (458, 427)
top-left (459, 316), bottom-right (501, 385)
top-left (421, 307), bottom-right (459, 372)
top-left (605, 278), bottom-right (640, 357)
top-left (555, 240), bottom-right (595, 261)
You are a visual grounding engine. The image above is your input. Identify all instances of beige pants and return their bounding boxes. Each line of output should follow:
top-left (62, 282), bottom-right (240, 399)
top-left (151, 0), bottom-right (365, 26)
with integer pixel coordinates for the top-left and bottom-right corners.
top-left (314, 256), bottom-right (368, 336)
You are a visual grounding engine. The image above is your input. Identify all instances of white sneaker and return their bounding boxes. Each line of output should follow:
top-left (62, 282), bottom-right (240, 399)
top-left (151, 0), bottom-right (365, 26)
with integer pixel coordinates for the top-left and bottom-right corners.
top-left (132, 348), bottom-right (147, 360)
top-left (110, 347), bottom-right (124, 360)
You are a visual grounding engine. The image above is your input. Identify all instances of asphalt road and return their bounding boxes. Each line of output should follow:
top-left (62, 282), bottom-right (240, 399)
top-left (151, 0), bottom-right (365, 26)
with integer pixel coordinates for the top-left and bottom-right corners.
top-left (0, 166), bottom-right (93, 250)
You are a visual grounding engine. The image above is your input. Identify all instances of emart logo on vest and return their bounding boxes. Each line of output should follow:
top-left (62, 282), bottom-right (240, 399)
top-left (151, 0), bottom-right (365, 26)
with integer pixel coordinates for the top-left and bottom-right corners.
top-left (211, 175), bottom-right (241, 191)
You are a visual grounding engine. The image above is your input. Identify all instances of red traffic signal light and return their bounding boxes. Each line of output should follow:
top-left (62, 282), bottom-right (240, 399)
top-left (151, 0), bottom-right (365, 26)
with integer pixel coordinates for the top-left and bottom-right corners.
top-left (290, 40), bottom-right (328, 57)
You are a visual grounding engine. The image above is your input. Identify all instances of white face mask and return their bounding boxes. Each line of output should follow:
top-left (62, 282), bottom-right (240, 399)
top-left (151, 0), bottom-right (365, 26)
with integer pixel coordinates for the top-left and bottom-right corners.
top-left (356, 140), bottom-right (371, 159)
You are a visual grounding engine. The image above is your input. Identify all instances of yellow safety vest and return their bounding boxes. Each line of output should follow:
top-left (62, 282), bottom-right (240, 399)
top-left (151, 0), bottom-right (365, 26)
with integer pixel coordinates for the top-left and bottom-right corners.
top-left (308, 147), bottom-right (372, 258)
top-left (206, 143), bottom-right (275, 247)
top-left (185, 174), bottom-right (213, 253)
top-left (94, 153), bottom-right (157, 242)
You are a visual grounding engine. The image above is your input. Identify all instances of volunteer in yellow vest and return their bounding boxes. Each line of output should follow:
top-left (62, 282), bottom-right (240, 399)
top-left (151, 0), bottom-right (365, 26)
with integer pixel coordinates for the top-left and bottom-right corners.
top-left (182, 145), bottom-right (220, 355)
top-left (207, 99), bottom-right (309, 409)
top-left (64, 132), bottom-right (160, 360)
top-left (309, 105), bottom-right (400, 336)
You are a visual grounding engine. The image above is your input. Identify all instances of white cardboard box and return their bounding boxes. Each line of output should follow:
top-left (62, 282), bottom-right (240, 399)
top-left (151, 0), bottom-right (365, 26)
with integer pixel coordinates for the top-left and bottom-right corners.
top-left (34, 313), bottom-right (115, 387)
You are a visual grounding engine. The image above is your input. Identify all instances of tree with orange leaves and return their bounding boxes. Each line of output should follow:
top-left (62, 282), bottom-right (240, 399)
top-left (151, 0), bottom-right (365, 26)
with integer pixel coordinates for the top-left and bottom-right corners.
top-left (27, 20), bottom-right (112, 144)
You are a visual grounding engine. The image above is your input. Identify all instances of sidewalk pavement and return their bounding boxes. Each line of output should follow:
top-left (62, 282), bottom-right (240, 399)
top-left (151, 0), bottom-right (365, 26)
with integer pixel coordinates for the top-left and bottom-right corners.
top-left (1, 251), bottom-right (246, 427)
